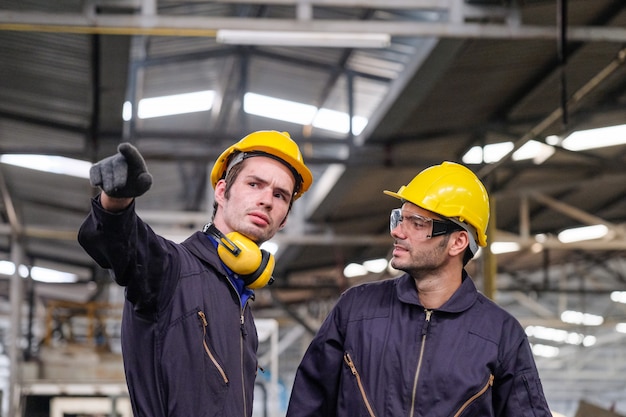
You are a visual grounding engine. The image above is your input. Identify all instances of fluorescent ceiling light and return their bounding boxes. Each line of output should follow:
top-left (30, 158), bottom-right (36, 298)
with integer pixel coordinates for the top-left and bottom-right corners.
top-left (312, 108), bottom-right (368, 135)
top-left (127, 90), bottom-right (215, 120)
top-left (512, 140), bottom-right (555, 164)
top-left (0, 260), bottom-right (19, 277)
top-left (0, 154), bottom-right (91, 179)
top-left (362, 258), bottom-right (388, 274)
top-left (557, 224), bottom-right (608, 243)
top-left (260, 241), bottom-right (279, 255)
top-left (343, 263), bottom-right (368, 278)
top-left (344, 258), bottom-right (391, 278)
top-left (122, 101), bottom-right (133, 121)
top-left (545, 135), bottom-right (561, 146)
top-left (530, 344), bottom-right (560, 358)
top-left (0, 261), bottom-right (77, 283)
top-left (244, 93), bottom-right (317, 125)
top-left (490, 241), bottom-right (521, 254)
top-left (244, 92), bottom-right (369, 135)
top-left (560, 310), bottom-right (604, 326)
top-left (387, 261), bottom-right (402, 276)
top-left (616, 323), bottom-right (626, 334)
top-left (217, 30), bottom-right (391, 48)
top-left (562, 123), bottom-right (626, 151)
top-left (30, 266), bottom-right (78, 283)
top-left (462, 146), bottom-right (483, 164)
top-left (611, 291), bottom-right (626, 304)
top-left (462, 142), bottom-right (514, 164)
top-left (525, 325), bottom-right (596, 347)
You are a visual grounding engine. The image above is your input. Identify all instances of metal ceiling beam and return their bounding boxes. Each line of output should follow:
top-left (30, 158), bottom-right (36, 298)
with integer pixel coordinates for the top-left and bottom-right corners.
top-left (4, 222), bottom-right (625, 250)
top-left (93, 0), bottom-right (452, 8)
top-left (2, 11), bottom-right (626, 42)
top-left (202, 0), bottom-right (449, 7)
top-left (492, 230), bottom-right (626, 251)
top-left (477, 45), bottom-right (626, 179)
top-left (530, 192), bottom-right (620, 232)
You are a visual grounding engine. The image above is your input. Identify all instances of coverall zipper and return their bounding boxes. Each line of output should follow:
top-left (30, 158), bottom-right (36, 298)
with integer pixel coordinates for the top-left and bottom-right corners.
top-left (239, 304), bottom-right (249, 417)
top-left (227, 275), bottom-right (251, 417)
top-left (197, 311), bottom-right (229, 384)
top-left (452, 374), bottom-right (495, 417)
top-left (344, 352), bottom-right (376, 417)
top-left (409, 309), bottom-right (432, 417)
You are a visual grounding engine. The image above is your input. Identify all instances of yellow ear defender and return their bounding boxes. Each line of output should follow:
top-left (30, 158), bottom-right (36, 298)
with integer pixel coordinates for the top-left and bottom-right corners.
top-left (203, 224), bottom-right (275, 289)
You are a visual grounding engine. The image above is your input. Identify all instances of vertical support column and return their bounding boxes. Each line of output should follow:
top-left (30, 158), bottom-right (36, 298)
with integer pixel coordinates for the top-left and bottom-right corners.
top-left (269, 320), bottom-right (279, 417)
top-left (237, 52), bottom-right (250, 133)
top-left (142, 0), bottom-right (157, 15)
top-left (256, 319), bottom-right (280, 416)
top-left (123, 0), bottom-right (156, 142)
top-left (346, 71), bottom-right (355, 159)
top-left (557, 0), bottom-right (568, 125)
top-left (0, 161), bottom-right (24, 417)
top-left (8, 240), bottom-right (24, 417)
top-left (520, 193), bottom-right (530, 242)
top-left (296, 0), bottom-right (312, 21)
top-left (448, 0), bottom-right (464, 24)
top-left (483, 196), bottom-right (496, 301)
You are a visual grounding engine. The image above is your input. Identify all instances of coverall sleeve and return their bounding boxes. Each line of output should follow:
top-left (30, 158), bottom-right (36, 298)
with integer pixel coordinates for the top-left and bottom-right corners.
top-left (78, 196), bottom-right (178, 315)
top-left (286, 298), bottom-right (348, 417)
top-left (493, 332), bottom-right (553, 417)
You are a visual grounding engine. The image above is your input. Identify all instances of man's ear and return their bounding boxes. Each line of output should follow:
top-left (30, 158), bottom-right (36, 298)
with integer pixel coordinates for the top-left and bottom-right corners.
top-left (214, 179), bottom-right (227, 205)
top-left (449, 230), bottom-right (470, 258)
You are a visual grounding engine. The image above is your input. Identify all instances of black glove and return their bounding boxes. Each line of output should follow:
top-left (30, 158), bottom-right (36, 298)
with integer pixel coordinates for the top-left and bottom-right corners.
top-left (89, 142), bottom-right (152, 198)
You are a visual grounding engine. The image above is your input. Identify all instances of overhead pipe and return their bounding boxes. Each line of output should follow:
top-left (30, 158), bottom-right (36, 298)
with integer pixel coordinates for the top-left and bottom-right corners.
top-left (2, 11), bottom-right (626, 42)
top-left (557, 0), bottom-right (568, 126)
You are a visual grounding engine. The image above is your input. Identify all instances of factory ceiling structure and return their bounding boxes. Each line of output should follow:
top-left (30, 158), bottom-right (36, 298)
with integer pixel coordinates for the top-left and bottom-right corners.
top-left (1, 0), bottom-right (626, 416)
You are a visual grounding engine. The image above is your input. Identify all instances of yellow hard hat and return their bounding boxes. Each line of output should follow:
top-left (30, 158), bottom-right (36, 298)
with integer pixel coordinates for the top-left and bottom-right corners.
top-left (384, 161), bottom-right (490, 247)
top-left (210, 130), bottom-right (313, 200)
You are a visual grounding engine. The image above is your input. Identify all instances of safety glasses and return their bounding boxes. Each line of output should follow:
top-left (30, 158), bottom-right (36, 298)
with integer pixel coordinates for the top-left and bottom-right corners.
top-left (390, 208), bottom-right (464, 239)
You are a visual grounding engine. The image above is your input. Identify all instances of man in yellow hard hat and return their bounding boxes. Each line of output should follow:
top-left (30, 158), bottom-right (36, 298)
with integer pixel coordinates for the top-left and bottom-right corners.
top-left (286, 161), bottom-right (552, 417)
top-left (78, 131), bottom-right (312, 417)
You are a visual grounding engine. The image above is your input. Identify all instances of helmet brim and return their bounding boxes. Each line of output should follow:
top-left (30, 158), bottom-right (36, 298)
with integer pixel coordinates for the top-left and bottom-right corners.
top-left (383, 190), bottom-right (403, 200)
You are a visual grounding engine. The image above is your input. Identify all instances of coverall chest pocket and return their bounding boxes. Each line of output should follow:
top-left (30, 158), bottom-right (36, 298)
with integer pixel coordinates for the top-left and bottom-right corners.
top-left (159, 308), bottom-right (230, 417)
top-left (343, 352), bottom-right (378, 417)
top-left (196, 310), bottom-right (230, 386)
top-left (452, 374), bottom-right (494, 417)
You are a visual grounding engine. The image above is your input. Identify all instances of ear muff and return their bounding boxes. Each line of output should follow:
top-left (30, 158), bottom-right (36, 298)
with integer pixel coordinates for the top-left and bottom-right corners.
top-left (203, 224), bottom-right (275, 289)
